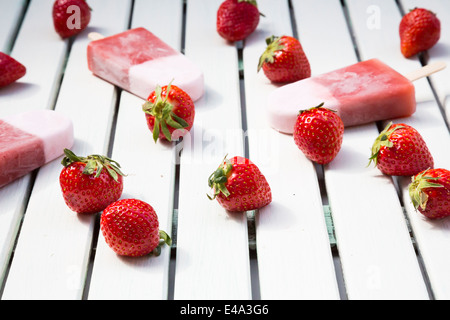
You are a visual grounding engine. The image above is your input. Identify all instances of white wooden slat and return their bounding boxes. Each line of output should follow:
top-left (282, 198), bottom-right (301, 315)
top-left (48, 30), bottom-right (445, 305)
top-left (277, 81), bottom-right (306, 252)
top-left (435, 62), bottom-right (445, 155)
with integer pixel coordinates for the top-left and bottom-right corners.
top-left (173, 0), bottom-right (251, 299)
top-left (0, 0), bottom-right (26, 52)
top-left (332, 0), bottom-right (430, 299)
top-left (87, 94), bottom-right (175, 300)
top-left (400, 175), bottom-right (450, 300)
top-left (326, 124), bottom-right (427, 299)
top-left (0, 0), bottom-right (447, 301)
top-left (348, 0), bottom-right (450, 168)
top-left (0, 0), bottom-right (68, 116)
top-left (131, 0), bottom-right (182, 50)
top-left (294, 0), bottom-right (358, 74)
top-left (346, 0), bottom-right (450, 299)
top-left (0, 0), bottom-right (69, 292)
top-left (347, 0), bottom-right (434, 103)
top-left (87, 0), bottom-right (183, 300)
top-left (309, 0), bottom-right (428, 299)
top-left (242, 0), bottom-right (339, 299)
top-left (394, 0), bottom-right (450, 166)
top-left (2, 0), bottom-right (133, 300)
top-left (400, 0), bottom-right (450, 125)
top-left (398, 0), bottom-right (450, 300)
top-left (0, 176), bottom-right (31, 286)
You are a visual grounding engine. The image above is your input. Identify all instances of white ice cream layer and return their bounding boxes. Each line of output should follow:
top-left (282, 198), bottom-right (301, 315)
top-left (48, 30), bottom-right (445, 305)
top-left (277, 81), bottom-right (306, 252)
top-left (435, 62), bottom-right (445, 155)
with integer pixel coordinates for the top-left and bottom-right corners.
top-left (129, 54), bottom-right (204, 101)
top-left (267, 79), bottom-right (339, 134)
top-left (3, 110), bottom-right (74, 162)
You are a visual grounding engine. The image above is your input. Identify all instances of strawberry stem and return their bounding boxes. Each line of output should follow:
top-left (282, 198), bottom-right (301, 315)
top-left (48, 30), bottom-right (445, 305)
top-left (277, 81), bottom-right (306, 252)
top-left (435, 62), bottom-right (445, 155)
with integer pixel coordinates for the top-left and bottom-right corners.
top-left (151, 230), bottom-right (172, 256)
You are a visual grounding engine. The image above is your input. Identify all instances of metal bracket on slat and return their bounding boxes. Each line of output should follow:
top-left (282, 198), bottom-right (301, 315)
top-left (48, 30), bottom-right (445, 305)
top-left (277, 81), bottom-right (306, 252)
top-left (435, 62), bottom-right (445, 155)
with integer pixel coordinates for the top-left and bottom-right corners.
top-left (402, 206), bottom-right (416, 246)
top-left (323, 205), bottom-right (337, 247)
top-left (247, 210), bottom-right (257, 251)
top-left (171, 207), bottom-right (338, 251)
top-left (323, 206), bottom-right (417, 249)
top-left (171, 209), bottom-right (178, 249)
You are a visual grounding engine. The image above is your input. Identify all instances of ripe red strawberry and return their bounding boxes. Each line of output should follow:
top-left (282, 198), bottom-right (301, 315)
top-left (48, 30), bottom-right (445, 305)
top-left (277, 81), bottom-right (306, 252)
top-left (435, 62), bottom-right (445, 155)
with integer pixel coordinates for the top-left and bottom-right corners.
top-left (399, 8), bottom-right (440, 58)
top-left (409, 168), bottom-right (450, 219)
top-left (257, 35), bottom-right (311, 83)
top-left (59, 148), bottom-right (124, 214)
top-left (143, 83), bottom-right (195, 143)
top-left (216, 0), bottom-right (261, 42)
top-left (369, 122), bottom-right (434, 176)
top-left (100, 198), bottom-right (171, 257)
top-left (208, 156), bottom-right (272, 212)
top-left (0, 52), bottom-right (26, 88)
top-left (293, 103), bottom-right (344, 164)
top-left (52, 0), bottom-right (91, 39)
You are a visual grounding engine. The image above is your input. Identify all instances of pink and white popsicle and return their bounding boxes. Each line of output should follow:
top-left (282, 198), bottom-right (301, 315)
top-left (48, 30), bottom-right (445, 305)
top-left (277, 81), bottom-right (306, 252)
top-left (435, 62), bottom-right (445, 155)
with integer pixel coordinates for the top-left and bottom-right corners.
top-left (0, 110), bottom-right (74, 188)
top-left (87, 27), bottom-right (204, 101)
top-left (267, 59), bottom-right (444, 134)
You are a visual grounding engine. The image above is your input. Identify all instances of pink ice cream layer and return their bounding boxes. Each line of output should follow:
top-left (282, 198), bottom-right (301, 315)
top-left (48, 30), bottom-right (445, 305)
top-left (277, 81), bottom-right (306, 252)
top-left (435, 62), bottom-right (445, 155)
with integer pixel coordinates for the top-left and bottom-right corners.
top-left (267, 59), bottom-right (416, 134)
top-left (87, 27), bottom-right (204, 101)
top-left (0, 110), bottom-right (74, 188)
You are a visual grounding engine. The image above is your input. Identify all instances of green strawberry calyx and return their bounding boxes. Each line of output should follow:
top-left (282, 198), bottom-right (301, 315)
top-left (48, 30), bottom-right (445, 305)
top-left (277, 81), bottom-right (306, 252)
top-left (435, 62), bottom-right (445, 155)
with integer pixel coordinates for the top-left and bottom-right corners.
top-left (237, 0), bottom-right (265, 16)
top-left (409, 7), bottom-right (437, 16)
top-left (298, 102), bottom-right (337, 115)
top-left (61, 148), bottom-right (125, 182)
top-left (151, 230), bottom-right (173, 256)
top-left (368, 122), bottom-right (405, 167)
top-left (142, 82), bottom-right (189, 143)
top-left (257, 35), bottom-right (285, 72)
top-left (238, 0), bottom-right (257, 5)
top-left (207, 156), bottom-right (233, 200)
top-left (409, 169), bottom-right (444, 211)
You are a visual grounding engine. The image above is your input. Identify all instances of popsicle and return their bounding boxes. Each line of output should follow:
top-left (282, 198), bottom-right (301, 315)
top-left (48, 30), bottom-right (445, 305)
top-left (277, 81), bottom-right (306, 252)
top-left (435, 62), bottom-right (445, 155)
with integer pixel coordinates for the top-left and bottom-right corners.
top-left (0, 110), bottom-right (74, 188)
top-left (87, 27), bottom-right (204, 101)
top-left (267, 58), bottom-right (445, 134)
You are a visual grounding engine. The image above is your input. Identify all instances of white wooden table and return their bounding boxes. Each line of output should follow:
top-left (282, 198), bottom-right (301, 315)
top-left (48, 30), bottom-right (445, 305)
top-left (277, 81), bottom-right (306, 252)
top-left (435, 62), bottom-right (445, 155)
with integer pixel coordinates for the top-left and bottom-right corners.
top-left (0, 0), bottom-right (449, 301)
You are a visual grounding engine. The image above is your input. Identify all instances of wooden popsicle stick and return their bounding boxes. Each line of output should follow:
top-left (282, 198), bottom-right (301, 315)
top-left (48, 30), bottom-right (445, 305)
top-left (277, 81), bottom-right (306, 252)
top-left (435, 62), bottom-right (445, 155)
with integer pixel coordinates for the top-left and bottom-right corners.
top-left (88, 32), bottom-right (105, 41)
top-left (405, 61), bottom-right (446, 82)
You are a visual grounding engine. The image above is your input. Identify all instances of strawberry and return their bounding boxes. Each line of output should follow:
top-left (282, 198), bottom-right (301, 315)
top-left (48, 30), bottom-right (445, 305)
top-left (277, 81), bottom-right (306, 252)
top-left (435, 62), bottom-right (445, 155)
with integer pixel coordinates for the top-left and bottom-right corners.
top-left (257, 35), bottom-right (311, 83)
top-left (409, 168), bottom-right (450, 219)
top-left (59, 149), bottom-right (124, 214)
top-left (216, 0), bottom-right (261, 42)
top-left (52, 0), bottom-right (91, 39)
top-left (293, 103), bottom-right (344, 165)
top-left (369, 122), bottom-right (434, 176)
top-left (142, 83), bottom-right (195, 143)
top-left (0, 52), bottom-right (26, 88)
top-left (100, 198), bottom-right (171, 257)
top-left (208, 156), bottom-right (272, 212)
top-left (399, 8), bottom-right (440, 58)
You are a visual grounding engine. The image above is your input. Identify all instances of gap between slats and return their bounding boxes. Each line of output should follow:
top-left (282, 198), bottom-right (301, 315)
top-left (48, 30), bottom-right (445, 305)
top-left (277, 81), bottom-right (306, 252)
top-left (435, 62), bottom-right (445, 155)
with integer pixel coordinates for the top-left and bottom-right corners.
top-left (2, 0), bottom-right (30, 55)
top-left (2, 0), bottom-right (138, 301)
top-left (80, 0), bottom-right (137, 299)
top-left (169, 0), bottom-right (348, 300)
top-left (4, 0), bottom-right (444, 300)
top-left (168, 0), bottom-right (259, 300)
top-left (235, 0), bottom-right (348, 300)
top-left (395, 0), bottom-right (449, 131)
top-left (0, 0), bottom-right (338, 300)
top-left (0, 0), bottom-right (76, 298)
top-left (289, 0), bottom-right (348, 299)
top-left (340, 0), bottom-right (438, 299)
